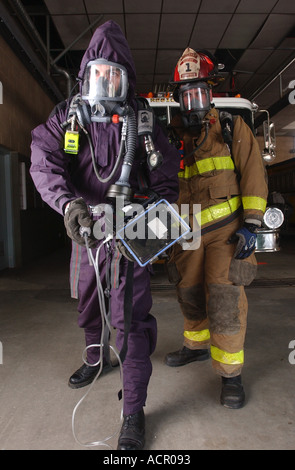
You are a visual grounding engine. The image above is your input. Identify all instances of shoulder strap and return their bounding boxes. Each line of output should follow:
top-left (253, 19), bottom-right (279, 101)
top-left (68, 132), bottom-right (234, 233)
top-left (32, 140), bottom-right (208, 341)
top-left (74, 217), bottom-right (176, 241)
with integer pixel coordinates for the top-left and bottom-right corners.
top-left (134, 97), bottom-right (155, 191)
top-left (219, 112), bottom-right (241, 180)
top-left (219, 111), bottom-right (234, 153)
top-left (136, 97), bottom-right (155, 138)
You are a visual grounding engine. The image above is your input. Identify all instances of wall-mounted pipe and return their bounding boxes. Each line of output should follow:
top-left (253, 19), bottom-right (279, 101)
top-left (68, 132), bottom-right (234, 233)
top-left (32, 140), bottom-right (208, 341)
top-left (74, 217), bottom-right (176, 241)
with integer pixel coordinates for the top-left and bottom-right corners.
top-left (0, 2), bottom-right (64, 101)
top-left (7, 0), bottom-right (104, 99)
top-left (9, 0), bottom-right (72, 97)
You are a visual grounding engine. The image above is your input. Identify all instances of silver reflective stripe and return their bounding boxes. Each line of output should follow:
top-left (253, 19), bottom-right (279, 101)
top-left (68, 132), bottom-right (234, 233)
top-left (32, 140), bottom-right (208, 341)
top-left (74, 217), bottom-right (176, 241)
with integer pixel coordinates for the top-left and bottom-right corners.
top-left (70, 241), bottom-right (81, 299)
top-left (111, 247), bottom-right (122, 290)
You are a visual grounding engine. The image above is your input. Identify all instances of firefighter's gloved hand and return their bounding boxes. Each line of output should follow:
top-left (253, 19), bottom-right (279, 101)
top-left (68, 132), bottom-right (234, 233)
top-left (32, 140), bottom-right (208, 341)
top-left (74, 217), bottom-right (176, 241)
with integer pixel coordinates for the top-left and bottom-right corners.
top-left (116, 241), bottom-right (135, 262)
top-left (228, 222), bottom-right (258, 259)
top-left (64, 198), bottom-right (97, 248)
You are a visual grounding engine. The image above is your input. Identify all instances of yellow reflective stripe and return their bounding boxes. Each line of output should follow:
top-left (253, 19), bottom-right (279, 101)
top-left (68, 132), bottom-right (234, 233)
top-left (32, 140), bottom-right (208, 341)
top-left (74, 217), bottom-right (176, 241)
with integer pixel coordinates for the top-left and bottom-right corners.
top-left (184, 329), bottom-right (211, 342)
top-left (211, 345), bottom-right (244, 365)
top-left (197, 156), bottom-right (234, 173)
top-left (178, 163), bottom-right (198, 179)
top-left (195, 196), bottom-right (241, 226)
top-left (178, 156), bottom-right (234, 179)
top-left (242, 196), bottom-right (267, 212)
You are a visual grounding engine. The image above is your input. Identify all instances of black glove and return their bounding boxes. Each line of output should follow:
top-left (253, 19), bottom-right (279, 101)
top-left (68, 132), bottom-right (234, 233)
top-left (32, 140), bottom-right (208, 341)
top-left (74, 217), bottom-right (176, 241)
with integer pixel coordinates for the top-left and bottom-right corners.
top-left (228, 222), bottom-right (258, 259)
top-left (64, 198), bottom-right (97, 247)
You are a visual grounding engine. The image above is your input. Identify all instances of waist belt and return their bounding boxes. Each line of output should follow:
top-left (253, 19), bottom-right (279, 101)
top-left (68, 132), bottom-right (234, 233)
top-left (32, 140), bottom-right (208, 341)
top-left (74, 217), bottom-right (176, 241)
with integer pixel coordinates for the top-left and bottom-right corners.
top-left (195, 195), bottom-right (241, 227)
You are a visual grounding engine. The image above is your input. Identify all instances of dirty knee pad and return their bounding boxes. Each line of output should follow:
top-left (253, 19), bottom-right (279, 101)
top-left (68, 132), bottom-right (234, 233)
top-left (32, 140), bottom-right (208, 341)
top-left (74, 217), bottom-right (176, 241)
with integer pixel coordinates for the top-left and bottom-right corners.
top-left (207, 284), bottom-right (242, 335)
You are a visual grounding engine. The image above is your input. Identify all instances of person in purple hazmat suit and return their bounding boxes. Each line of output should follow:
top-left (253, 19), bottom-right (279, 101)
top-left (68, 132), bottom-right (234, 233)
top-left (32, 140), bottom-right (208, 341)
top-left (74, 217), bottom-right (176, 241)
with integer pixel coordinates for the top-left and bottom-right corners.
top-left (30, 21), bottom-right (179, 450)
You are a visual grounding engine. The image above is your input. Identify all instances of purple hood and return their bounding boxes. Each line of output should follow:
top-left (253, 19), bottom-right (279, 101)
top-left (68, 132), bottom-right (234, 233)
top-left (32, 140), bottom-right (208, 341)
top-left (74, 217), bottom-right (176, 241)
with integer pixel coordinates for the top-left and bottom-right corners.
top-left (78, 20), bottom-right (136, 102)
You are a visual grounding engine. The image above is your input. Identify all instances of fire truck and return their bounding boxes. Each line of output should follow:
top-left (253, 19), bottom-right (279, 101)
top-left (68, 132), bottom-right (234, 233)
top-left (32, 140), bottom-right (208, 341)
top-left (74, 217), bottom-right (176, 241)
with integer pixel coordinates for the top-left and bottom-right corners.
top-left (143, 93), bottom-right (284, 253)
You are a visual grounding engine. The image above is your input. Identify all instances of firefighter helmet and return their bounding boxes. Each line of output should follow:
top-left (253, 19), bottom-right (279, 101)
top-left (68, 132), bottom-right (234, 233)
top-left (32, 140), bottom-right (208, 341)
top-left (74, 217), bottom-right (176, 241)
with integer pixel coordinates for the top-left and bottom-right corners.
top-left (171, 48), bottom-right (223, 102)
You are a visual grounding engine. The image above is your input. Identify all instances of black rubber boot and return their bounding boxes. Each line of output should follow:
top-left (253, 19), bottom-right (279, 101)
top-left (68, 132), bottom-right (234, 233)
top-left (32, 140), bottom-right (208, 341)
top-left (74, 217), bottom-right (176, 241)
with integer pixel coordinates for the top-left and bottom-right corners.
top-left (220, 375), bottom-right (245, 409)
top-left (117, 409), bottom-right (145, 450)
top-left (165, 346), bottom-right (210, 367)
top-left (68, 362), bottom-right (112, 389)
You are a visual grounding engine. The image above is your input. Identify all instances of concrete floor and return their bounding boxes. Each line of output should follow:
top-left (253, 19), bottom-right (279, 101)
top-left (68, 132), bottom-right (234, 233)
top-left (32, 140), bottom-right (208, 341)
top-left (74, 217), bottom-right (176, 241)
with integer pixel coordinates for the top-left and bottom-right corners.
top-left (0, 235), bottom-right (295, 451)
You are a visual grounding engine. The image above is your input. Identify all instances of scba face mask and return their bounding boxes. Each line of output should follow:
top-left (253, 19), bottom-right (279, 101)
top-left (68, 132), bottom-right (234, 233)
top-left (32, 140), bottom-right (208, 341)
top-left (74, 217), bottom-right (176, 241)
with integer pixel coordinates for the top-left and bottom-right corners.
top-left (179, 82), bottom-right (211, 129)
top-left (81, 59), bottom-right (129, 117)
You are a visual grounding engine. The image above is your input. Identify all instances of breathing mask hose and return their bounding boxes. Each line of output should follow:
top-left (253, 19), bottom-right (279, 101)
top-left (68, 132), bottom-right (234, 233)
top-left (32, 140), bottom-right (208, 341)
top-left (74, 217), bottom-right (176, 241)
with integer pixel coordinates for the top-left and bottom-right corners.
top-left (106, 106), bottom-right (137, 202)
top-left (86, 130), bottom-right (125, 184)
top-left (115, 106), bottom-right (137, 187)
top-left (87, 106), bottom-right (137, 191)
top-left (185, 121), bottom-right (210, 159)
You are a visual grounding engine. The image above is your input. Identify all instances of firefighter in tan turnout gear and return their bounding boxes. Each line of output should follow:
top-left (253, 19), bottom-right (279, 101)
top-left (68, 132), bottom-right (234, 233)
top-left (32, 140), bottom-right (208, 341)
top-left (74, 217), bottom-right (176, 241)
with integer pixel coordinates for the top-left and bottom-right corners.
top-left (165, 48), bottom-right (268, 408)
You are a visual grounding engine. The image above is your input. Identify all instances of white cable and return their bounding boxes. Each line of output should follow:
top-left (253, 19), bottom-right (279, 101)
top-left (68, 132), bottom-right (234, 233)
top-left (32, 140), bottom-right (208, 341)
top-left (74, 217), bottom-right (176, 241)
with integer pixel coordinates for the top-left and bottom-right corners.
top-left (71, 234), bottom-right (124, 449)
top-left (71, 345), bottom-right (123, 449)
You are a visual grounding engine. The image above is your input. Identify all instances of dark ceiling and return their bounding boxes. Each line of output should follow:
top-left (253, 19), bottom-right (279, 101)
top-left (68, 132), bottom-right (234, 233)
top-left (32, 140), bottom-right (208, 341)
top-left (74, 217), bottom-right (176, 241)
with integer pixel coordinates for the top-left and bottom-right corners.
top-left (1, 0), bottom-right (295, 136)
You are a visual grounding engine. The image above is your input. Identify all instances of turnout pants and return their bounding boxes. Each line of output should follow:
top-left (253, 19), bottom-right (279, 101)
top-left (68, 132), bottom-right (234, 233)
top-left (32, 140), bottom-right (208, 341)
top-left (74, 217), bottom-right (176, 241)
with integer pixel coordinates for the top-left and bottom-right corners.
top-left (70, 241), bottom-right (157, 415)
top-left (170, 218), bottom-right (257, 377)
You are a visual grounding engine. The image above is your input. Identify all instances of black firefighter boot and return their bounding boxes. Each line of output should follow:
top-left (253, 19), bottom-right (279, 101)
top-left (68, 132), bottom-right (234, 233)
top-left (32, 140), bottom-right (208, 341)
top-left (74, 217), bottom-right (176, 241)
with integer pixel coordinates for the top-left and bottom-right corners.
top-left (165, 346), bottom-right (210, 367)
top-left (68, 361), bottom-right (115, 389)
top-left (117, 409), bottom-right (145, 450)
top-left (220, 375), bottom-right (245, 409)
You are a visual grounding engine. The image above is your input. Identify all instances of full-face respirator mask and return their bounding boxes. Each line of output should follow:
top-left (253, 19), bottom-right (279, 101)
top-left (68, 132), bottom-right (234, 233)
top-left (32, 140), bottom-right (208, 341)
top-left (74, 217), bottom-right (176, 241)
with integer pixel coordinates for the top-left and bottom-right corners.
top-left (81, 59), bottom-right (129, 120)
top-left (178, 82), bottom-right (212, 132)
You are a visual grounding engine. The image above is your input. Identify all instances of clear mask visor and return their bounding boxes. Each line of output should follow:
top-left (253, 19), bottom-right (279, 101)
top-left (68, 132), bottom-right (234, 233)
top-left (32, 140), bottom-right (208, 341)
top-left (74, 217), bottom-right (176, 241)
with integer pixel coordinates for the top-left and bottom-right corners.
top-left (179, 84), bottom-right (211, 113)
top-left (81, 59), bottom-right (128, 104)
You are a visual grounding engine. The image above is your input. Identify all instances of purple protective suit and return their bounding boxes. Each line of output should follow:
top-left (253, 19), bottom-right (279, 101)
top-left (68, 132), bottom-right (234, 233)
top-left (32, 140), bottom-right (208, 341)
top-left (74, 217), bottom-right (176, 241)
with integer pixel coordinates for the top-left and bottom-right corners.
top-left (30, 21), bottom-right (179, 415)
